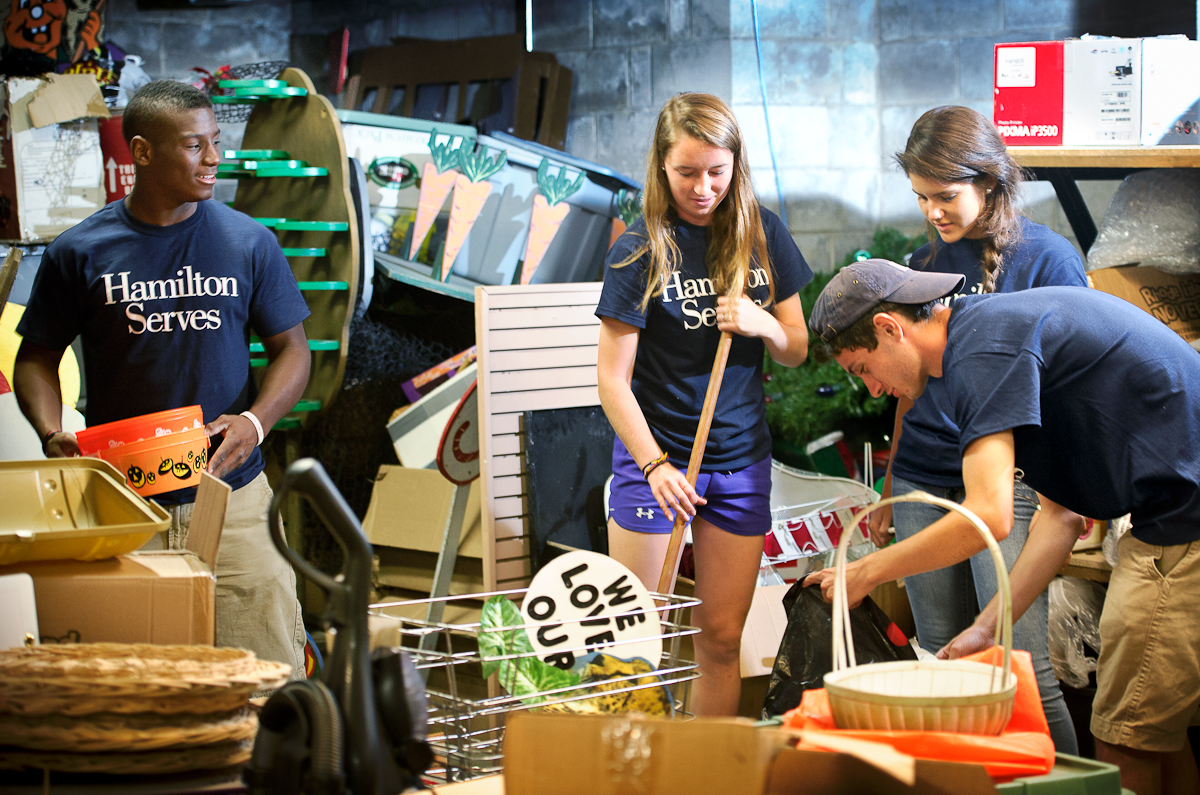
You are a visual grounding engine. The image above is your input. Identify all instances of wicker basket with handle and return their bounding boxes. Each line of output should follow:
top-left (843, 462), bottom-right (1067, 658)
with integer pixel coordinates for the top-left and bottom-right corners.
top-left (822, 491), bottom-right (1018, 734)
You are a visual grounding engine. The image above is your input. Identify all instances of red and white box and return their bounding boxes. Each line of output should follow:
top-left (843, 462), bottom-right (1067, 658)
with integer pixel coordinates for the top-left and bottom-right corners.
top-left (994, 41), bottom-right (1064, 145)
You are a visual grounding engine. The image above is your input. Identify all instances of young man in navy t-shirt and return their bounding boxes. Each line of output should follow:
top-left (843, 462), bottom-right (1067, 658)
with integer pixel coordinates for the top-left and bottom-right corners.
top-left (804, 259), bottom-right (1200, 795)
top-left (14, 81), bottom-right (311, 673)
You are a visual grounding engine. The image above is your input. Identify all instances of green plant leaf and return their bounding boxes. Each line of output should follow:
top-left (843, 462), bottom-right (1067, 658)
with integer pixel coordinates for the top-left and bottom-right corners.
top-left (479, 595), bottom-right (533, 678)
top-left (478, 595), bottom-right (580, 703)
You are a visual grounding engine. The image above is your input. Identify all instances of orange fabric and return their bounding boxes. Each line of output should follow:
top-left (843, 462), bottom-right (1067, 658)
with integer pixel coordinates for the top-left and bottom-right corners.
top-left (781, 648), bottom-right (1056, 781)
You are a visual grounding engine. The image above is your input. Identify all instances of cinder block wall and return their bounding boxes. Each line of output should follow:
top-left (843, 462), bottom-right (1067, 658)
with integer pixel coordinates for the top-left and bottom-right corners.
top-left (108, 0), bottom-right (1195, 271)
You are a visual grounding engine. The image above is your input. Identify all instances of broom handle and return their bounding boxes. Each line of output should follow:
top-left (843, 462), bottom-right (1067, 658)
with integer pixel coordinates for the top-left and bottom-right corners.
top-left (656, 330), bottom-right (733, 595)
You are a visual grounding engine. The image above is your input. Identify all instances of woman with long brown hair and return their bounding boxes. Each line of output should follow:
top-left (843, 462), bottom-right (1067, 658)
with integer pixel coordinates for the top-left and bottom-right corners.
top-left (595, 92), bottom-right (811, 716)
top-left (873, 105), bottom-right (1086, 752)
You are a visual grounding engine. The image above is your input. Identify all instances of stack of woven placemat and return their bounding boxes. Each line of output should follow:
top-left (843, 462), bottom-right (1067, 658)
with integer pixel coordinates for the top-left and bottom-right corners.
top-left (0, 643), bottom-right (290, 774)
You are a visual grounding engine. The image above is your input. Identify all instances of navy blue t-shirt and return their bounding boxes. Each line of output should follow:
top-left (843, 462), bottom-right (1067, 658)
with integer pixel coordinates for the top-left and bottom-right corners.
top-left (942, 288), bottom-right (1200, 546)
top-left (17, 199), bottom-right (310, 504)
top-left (892, 217), bottom-right (1086, 487)
top-left (595, 208), bottom-right (812, 470)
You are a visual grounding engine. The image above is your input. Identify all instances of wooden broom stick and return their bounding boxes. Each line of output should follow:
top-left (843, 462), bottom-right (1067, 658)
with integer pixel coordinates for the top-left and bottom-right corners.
top-left (656, 329), bottom-right (733, 595)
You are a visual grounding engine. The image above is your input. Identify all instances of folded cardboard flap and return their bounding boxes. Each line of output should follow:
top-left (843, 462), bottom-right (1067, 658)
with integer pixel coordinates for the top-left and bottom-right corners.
top-left (363, 465), bottom-right (482, 557)
top-left (0, 550), bottom-right (215, 645)
top-left (27, 73), bottom-right (110, 128)
top-left (186, 471), bottom-right (231, 571)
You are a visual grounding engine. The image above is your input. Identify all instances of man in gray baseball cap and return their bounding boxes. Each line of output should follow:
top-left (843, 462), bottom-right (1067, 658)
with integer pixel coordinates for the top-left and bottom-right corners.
top-left (803, 259), bottom-right (1200, 795)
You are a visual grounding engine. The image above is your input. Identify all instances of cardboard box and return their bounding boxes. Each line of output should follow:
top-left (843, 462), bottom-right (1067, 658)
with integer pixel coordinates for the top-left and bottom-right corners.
top-left (0, 75), bottom-right (107, 243)
top-left (503, 714), bottom-right (790, 795)
top-left (1140, 37), bottom-right (1200, 145)
top-left (1088, 265), bottom-right (1200, 342)
top-left (363, 465), bottom-right (484, 594)
top-left (1063, 38), bottom-right (1141, 146)
top-left (0, 551), bottom-right (215, 645)
top-left (994, 41), bottom-right (1065, 145)
top-left (503, 714), bottom-right (1002, 795)
top-left (387, 363), bottom-right (477, 469)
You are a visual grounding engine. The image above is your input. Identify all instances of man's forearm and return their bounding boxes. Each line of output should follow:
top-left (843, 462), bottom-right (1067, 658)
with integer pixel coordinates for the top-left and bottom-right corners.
top-left (14, 343), bottom-right (66, 437)
top-left (251, 341), bottom-right (310, 429)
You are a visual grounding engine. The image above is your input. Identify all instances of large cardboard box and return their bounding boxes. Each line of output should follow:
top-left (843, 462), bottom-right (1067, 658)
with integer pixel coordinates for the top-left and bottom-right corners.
top-left (0, 550), bottom-right (215, 645)
top-left (363, 465), bottom-right (484, 594)
top-left (502, 714), bottom-right (1002, 795)
top-left (1088, 265), bottom-right (1200, 343)
top-left (0, 74), bottom-right (107, 243)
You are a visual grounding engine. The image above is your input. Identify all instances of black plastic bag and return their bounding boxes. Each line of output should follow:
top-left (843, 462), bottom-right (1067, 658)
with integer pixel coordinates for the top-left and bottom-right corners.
top-left (761, 581), bottom-right (917, 719)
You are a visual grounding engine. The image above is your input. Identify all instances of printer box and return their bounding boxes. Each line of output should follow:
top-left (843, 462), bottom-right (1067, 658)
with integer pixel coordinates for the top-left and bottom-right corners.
top-left (1140, 37), bottom-right (1200, 145)
top-left (1063, 38), bottom-right (1141, 146)
top-left (994, 41), bottom-right (1064, 145)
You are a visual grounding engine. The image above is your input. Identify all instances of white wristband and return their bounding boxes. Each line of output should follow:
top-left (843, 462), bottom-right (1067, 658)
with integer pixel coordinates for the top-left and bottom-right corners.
top-left (240, 410), bottom-right (265, 446)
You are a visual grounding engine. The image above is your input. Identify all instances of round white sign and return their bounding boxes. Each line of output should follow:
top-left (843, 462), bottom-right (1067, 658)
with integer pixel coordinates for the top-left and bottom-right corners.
top-left (521, 550), bottom-right (663, 671)
top-left (436, 380), bottom-right (479, 485)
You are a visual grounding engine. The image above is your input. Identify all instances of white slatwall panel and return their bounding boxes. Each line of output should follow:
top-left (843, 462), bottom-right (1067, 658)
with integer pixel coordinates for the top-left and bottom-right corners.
top-left (475, 283), bottom-right (604, 590)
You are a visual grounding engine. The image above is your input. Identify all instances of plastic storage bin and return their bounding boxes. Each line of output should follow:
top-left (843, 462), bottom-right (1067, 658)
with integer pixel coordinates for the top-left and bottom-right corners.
top-left (996, 753), bottom-right (1126, 793)
top-left (0, 458), bottom-right (170, 565)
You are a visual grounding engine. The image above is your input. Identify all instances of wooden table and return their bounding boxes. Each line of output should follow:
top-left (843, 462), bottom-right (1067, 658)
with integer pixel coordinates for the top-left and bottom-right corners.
top-left (1063, 548), bottom-right (1112, 584)
top-left (1008, 145), bottom-right (1200, 252)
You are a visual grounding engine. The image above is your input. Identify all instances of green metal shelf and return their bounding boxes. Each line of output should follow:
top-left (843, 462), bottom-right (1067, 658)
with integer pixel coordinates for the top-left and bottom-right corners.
top-left (225, 149), bottom-right (289, 160)
top-left (249, 339), bottom-right (339, 354)
top-left (297, 281), bottom-right (349, 291)
top-left (282, 247), bottom-right (326, 257)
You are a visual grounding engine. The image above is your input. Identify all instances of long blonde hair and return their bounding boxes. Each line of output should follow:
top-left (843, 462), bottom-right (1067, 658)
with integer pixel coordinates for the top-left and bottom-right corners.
top-left (895, 106), bottom-right (1025, 292)
top-left (617, 93), bottom-right (772, 311)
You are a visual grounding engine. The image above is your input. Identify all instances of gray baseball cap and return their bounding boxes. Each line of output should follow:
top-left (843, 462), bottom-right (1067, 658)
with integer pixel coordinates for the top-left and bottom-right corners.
top-left (809, 259), bottom-right (964, 344)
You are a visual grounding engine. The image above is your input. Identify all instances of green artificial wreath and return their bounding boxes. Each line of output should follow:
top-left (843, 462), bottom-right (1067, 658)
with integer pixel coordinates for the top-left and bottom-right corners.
top-left (764, 228), bottom-right (928, 465)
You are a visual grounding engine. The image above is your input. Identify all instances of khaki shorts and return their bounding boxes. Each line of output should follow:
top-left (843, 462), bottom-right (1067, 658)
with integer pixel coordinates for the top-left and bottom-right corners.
top-left (1091, 534), bottom-right (1200, 752)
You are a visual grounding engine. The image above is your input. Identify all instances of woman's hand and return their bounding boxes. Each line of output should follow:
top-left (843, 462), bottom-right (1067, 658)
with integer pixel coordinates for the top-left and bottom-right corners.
top-left (647, 461), bottom-right (706, 521)
top-left (869, 470), bottom-right (894, 547)
top-left (801, 560), bottom-right (873, 608)
top-left (716, 294), bottom-right (777, 339)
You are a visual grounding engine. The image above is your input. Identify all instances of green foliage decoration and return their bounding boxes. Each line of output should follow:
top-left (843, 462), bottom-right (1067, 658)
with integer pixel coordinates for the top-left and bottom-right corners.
top-left (763, 228), bottom-right (928, 455)
top-left (458, 144), bottom-right (508, 183)
top-left (616, 188), bottom-right (643, 226)
top-left (536, 158), bottom-right (586, 206)
top-left (479, 595), bottom-right (580, 706)
top-left (425, 129), bottom-right (464, 174)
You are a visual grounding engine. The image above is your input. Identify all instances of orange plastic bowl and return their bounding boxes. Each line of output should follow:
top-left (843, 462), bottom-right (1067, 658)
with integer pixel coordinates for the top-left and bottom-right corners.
top-left (76, 405), bottom-right (204, 456)
top-left (92, 426), bottom-right (210, 497)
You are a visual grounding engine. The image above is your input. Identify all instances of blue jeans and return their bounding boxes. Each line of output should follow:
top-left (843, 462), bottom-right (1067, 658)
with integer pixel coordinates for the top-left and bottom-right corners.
top-left (892, 475), bottom-right (1079, 755)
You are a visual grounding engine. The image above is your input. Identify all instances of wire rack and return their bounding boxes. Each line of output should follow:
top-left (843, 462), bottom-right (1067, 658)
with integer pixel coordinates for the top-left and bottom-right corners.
top-left (369, 587), bottom-right (700, 784)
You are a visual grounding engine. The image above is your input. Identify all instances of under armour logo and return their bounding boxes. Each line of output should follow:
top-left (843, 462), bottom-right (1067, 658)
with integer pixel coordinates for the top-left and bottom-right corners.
top-left (636, 507), bottom-right (655, 519)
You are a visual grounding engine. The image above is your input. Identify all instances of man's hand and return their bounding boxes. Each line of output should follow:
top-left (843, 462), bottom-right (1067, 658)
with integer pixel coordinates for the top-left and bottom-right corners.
top-left (802, 559), bottom-right (873, 607)
top-left (44, 431), bottom-right (80, 458)
top-left (204, 413), bottom-right (258, 479)
top-left (937, 622), bottom-right (996, 660)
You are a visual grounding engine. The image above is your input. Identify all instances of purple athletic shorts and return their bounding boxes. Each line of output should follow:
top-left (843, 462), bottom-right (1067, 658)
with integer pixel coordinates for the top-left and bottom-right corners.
top-left (608, 437), bottom-right (772, 536)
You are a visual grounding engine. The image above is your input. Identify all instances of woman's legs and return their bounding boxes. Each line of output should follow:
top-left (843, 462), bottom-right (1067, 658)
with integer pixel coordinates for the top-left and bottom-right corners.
top-left (970, 481), bottom-right (1078, 754)
top-left (607, 516), bottom-right (763, 717)
top-left (688, 516), bottom-right (765, 717)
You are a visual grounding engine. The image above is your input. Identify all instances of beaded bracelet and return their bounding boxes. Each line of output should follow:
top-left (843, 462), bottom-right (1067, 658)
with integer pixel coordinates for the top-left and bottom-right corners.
top-left (641, 451), bottom-right (669, 479)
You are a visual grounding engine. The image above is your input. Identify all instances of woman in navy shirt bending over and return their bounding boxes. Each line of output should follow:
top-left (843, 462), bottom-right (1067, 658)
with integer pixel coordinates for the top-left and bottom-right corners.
top-left (874, 105), bottom-right (1086, 752)
top-left (596, 93), bottom-right (812, 716)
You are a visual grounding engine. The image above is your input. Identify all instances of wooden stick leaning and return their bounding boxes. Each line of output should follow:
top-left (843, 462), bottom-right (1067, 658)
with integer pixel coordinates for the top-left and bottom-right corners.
top-left (656, 330), bottom-right (733, 596)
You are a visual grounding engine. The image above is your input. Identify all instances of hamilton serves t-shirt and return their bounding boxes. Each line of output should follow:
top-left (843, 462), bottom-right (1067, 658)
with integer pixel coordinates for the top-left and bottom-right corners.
top-left (595, 208), bottom-right (812, 471)
top-left (941, 287), bottom-right (1200, 546)
top-left (892, 217), bottom-right (1087, 487)
top-left (17, 199), bottom-right (310, 503)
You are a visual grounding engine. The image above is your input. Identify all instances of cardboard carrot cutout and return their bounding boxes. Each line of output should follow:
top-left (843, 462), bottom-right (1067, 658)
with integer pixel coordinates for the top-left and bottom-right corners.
top-left (439, 144), bottom-right (507, 281)
top-left (519, 158), bottom-right (587, 285)
top-left (409, 129), bottom-right (465, 261)
top-left (608, 187), bottom-right (644, 251)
